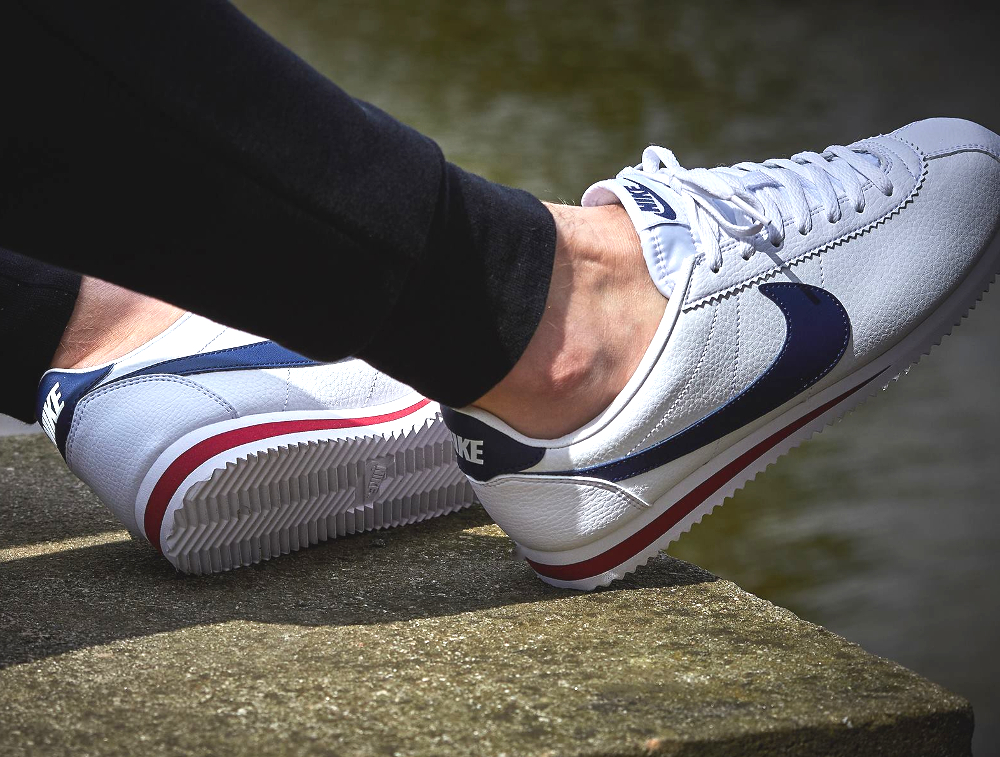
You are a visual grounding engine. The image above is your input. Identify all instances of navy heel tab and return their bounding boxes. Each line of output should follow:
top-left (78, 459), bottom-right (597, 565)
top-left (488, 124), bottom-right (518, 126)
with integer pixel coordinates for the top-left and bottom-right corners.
top-left (440, 407), bottom-right (545, 482)
top-left (36, 365), bottom-right (113, 458)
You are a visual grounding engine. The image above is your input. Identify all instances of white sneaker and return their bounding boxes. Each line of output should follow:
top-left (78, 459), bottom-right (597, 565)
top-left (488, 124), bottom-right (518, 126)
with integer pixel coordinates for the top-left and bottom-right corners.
top-left (443, 117), bottom-right (1000, 589)
top-left (37, 314), bottom-right (474, 573)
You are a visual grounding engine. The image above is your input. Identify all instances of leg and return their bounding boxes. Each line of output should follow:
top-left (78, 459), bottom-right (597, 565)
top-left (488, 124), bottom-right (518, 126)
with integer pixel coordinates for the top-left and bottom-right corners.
top-left (0, 1), bottom-right (655, 574)
top-left (0, 0), bottom-right (555, 407)
top-left (51, 278), bottom-right (184, 374)
top-left (475, 203), bottom-right (665, 438)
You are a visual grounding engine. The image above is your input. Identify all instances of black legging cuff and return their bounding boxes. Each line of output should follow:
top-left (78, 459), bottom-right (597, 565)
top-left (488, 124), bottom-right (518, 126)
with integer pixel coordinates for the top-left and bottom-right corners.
top-left (0, 249), bottom-right (80, 423)
top-left (359, 165), bottom-right (555, 407)
top-left (1, 0), bottom-right (555, 407)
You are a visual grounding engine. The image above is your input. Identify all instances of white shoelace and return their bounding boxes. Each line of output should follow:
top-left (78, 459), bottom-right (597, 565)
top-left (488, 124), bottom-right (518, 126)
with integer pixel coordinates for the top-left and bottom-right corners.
top-left (628, 144), bottom-right (895, 273)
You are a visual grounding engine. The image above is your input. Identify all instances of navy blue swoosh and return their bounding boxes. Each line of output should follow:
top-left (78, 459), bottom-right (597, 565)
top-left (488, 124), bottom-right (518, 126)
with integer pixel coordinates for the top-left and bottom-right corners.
top-left (122, 340), bottom-right (319, 380)
top-left (552, 283), bottom-right (851, 483)
top-left (623, 178), bottom-right (677, 220)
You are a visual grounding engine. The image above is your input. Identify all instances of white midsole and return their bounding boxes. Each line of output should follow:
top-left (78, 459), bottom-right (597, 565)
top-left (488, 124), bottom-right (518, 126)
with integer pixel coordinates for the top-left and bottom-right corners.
top-left (134, 394), bottom-right (442, 548)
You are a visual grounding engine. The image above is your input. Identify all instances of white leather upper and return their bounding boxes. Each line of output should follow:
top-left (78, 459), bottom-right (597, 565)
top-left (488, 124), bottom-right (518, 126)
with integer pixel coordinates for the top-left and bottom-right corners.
top-left (464, 118), bottom-right (1000, 553)
top-left (473, 474), bottom-right (648, 551)
top-left (56, 314), bottom-right (420, 534)
top-left (68, 376), bottom-right (238, 534)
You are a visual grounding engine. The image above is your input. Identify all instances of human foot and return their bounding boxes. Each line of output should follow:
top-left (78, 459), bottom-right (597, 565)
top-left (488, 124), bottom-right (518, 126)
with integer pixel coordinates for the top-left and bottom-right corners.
top-left (474, 202), bottom-right (666, 438)
top-left (38, 313), bottom-right (473, 573)
top-left (445, 117), bottom-right (1000, 589)
top-left (50, 276), bottom-right (185, 370)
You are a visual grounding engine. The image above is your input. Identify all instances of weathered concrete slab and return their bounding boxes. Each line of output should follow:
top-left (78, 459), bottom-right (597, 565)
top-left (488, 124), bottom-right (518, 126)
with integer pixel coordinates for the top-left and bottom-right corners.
top-left (0, 435), bottom-right (972, 756)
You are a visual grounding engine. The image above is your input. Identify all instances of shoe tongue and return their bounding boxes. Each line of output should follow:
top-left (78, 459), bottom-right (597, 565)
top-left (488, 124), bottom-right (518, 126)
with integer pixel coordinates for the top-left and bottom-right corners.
top-left (582, 173), bottom-right (696, 297)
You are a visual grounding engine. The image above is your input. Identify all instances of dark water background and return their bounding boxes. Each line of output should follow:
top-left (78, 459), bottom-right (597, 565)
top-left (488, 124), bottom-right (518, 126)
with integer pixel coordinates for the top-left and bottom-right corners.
top-left (3, 0), bottom-right (995, 752)
top-left (231, 1), bottom-right (1000, 751)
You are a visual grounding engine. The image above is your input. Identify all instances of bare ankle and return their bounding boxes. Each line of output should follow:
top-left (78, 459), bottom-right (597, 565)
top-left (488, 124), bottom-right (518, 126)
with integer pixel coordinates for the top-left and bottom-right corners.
top-left (474, 203), bottom-right (665, 438)
top-left (51, 277), bottom-right (185, 370)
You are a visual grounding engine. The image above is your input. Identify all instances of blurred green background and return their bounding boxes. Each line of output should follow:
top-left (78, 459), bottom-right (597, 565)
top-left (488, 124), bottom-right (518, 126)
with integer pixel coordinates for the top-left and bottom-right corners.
top-left (232, 1), bottom-right (1000, 752)
top-left (3, 0), bottom-right (996, 752)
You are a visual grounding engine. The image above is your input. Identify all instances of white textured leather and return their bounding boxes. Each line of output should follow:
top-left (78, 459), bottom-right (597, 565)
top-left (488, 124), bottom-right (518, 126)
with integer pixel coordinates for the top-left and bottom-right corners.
top-left (894, 117), bottom-right (1000, 161)
top-left (195, 362), bottom-right (411, 417)
top-left (472, 475), bottom-right (648, 552)
top-left (681, 132), bottom-right (924, 307)
top-left (822, 149), bottom-right (1000, 379)
top-left (67, 376), bottom-right (237, 535)
top-left (459, 118), bottom-right (1000, 556)
top-left (94, 314), bottom-right (231, 384)
top-left (56, 314), bottom-right (423, 536)
top-left (275, 360), bottom-right (411, 410)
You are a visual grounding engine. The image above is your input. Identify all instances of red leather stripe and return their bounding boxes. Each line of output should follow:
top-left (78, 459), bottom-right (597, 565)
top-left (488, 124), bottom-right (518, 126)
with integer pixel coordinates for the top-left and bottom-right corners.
top-left (528, 376), bottom-right (879, 582)
top-left (143, 398), bottom-right (432, 552)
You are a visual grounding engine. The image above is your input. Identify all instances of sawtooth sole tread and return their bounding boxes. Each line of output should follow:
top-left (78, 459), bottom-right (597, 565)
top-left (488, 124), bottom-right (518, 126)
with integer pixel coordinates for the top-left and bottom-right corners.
top-left (163, 418), bottom-right (474, 574)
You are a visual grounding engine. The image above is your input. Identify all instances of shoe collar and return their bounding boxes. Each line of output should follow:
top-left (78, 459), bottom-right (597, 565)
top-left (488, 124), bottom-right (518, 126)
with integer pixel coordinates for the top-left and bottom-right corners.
top-left (449, 253), bottom-right (697, 455)
top-left (35, 314), bottom-right (317, 457)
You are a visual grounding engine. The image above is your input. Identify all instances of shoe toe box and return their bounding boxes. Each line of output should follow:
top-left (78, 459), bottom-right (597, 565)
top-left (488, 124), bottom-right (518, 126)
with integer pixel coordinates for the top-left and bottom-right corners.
top-left (892, 117), bottom-right (1000, 160)
top-left (889, 117), bottom-right (1000, 255)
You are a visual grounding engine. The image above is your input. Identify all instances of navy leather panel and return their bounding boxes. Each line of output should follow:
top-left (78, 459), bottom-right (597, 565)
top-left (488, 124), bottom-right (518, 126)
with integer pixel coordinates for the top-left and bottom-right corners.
top-left (122, 340), bottom-right (318, 380)
top-left (36, 365), bottom-right (114, 458)
top-left (441, 406), bottom-right (545, 481)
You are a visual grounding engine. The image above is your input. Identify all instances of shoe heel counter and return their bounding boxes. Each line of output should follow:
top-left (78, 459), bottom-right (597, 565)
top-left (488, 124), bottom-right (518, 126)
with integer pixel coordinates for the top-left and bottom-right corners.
top-left (66, 376), bottom-right (237, 536)
top-left (472, 474), bottom-right (648, 553)
top-left (440, 407), bottom-right (544, 481)
top-left (36, 366), bottom-right (113, 457)
top-left (442, 408), bottom-right (650, 552)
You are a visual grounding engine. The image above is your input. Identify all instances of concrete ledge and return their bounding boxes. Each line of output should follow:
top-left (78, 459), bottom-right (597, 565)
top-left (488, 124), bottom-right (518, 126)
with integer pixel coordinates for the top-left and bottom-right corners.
top-left (0, 435), bottom-right (973, 756)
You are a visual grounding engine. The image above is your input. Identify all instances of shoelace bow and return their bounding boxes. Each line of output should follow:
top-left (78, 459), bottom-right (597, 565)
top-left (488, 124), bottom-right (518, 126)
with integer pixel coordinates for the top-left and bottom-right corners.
top-left (628, 144), bottom-right (895, 273)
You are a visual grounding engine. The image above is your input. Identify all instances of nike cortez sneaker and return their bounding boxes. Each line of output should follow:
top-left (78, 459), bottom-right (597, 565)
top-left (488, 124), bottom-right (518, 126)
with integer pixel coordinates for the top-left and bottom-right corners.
top-left (443, 117), bottom-right (1000, 589)
top-left (36, 313), bottom-right (474, 573)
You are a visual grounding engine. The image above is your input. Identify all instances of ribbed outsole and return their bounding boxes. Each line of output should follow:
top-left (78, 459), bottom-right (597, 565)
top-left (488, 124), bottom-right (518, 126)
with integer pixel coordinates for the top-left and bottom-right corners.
top-left (161, 417), bottom-right (474, 574)
top-left (525, 236), bottom-right (1000, 590)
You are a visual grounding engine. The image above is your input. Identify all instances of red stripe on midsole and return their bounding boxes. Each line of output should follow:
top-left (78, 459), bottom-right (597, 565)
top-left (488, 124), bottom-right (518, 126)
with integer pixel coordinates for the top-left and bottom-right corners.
top-left (528, 375), bottom-right (881, 582)
top-left (143, 398), bottom-right (432, 553)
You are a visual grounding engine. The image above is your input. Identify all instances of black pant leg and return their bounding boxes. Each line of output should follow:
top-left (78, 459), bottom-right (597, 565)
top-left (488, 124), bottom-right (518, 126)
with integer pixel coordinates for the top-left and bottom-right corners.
top-left (0, 0), bottom-right (555, 407)
top-left (0, 249), bottom-right (80, 423)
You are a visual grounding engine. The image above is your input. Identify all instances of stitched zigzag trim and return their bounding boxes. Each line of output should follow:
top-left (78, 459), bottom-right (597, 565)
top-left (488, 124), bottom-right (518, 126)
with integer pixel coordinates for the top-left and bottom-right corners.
top-left (682, 133), bottom-right (929, 311)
